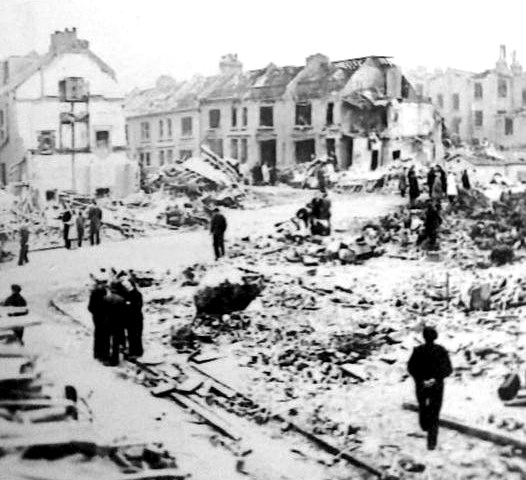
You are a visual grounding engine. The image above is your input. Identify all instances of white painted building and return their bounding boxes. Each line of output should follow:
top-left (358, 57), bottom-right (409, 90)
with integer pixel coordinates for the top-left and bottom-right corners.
top-left (0, 28), bottom-right (138, 200)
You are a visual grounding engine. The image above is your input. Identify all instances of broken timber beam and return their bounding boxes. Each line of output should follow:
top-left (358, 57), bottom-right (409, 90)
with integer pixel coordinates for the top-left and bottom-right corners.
top-left (403, 402), bottom-right (526, 450)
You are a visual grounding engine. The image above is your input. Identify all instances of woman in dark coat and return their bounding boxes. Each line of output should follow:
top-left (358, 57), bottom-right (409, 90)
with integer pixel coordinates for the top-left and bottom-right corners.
top-left (408, 167), bottom-right (420, 208)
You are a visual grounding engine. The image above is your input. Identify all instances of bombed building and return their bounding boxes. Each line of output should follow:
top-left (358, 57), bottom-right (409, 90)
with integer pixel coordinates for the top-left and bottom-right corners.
top-left (0, 28), bottom-right (138, 200)
top-left (126, 53), bottom-right (443, 175)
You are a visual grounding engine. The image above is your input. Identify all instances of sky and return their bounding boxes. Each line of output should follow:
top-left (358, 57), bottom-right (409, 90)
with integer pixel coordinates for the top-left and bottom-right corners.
top-left (1, 0), bottom-right (525, 92)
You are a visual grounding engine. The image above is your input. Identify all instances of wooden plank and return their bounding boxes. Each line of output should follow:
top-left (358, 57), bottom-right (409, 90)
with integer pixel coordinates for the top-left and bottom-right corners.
top-left (0, 373), bottom-right (37, 385)
top-left (402, 402), bottom-right (526, 449)
top-left (0, 318), bottom-right (41, 331)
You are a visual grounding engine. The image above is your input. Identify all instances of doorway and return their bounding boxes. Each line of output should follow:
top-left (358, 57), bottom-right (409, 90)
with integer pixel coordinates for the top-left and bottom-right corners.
top-left (260, 139), bottom-right (277, 168)
top-left (295, 139), bottom-right (315, 163)
top-left (371, 150), bottom-right (379, 171)
top-left (341, 136), bottom-right (353, 169)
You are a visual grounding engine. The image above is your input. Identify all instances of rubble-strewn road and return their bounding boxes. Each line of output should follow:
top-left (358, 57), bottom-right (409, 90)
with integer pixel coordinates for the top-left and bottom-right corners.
top-left (0, 191), bottom-right (402, 480)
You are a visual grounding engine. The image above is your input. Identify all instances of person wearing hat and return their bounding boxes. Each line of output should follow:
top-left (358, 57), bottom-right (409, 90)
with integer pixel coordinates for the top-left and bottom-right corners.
top-left (88, 274), bottom-right (109, 362)
top-left (408, 326), bottom-right (452, 450)
top-left (18, 222), bottom-right (30, 266)
top-left (210, 207), bottom-right (227, 261)
top-left (121, 275), bottom-right (144, 358)
top-left (103, 280), bottom-right (127, 366)
top-left (3, 284), bottom-right (28, 343)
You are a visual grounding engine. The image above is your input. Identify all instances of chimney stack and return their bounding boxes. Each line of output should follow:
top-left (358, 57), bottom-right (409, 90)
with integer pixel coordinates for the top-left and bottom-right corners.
top-left (50, 27), bottom-right (88, 53)
top-left (219, 54), bottom-right (243, 76)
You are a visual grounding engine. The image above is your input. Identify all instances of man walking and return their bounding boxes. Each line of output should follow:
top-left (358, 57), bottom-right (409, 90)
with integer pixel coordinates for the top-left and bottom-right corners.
top-left (88, 200), bottom-right (103, 245)
top-left (18, 222), bottom-right (29, 266)
top-left (210, 208), bottom-right (227, 260)
top-left (418, 200), bottom-right (442, 251)
top-left (408, 326), bottom-right (452, 450)
top-left (76, 209), bottom-right (85, 247)
top-left (61, 207), bottom-right (73, 249)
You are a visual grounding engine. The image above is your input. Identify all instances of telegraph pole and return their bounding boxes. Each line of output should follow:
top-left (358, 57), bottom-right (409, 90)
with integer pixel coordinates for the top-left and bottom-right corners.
top-left (71, 101), bottom-right (76, 192)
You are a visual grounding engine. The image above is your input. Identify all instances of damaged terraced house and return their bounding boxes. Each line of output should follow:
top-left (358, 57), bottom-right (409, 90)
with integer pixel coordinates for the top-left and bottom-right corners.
top-left (126, 53), bottom-right (444, 175)
top-left (0, 28), bottom-right (138, 201)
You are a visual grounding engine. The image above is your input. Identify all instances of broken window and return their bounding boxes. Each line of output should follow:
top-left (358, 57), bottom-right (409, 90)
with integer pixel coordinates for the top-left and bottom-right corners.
top-left (326, 102), bottom-right (334, 125)
top-left (182, 117), bottom-right (193, 136)
top-left (326, 138), bottom-right (336, 159)
top-left (392, 150), bottom-right (401, 160)
top-left (179, 149), bottom-right (193, 160)
top-left (140, 122), bottom-right (150, 141)
top-left (295, 103), bottom-right (312, 126)
top-left (230, 139), bottom-right (239, 159)
top-left (209, 109), bottom-right (221, 128)
top-left (159, 150), bottom-right (165, 166)
top-left (505, 117), bottom-right (514, 135)
top-left (167, 118), bottom-right (173, 138)
top-left (240, 138), bottom-right (248, 163)
top-left (259, 106), bottom-right (273, 127)
top-left (167, 149), bottom-right (173, 163)
top-left (242, 107), bottom-right (248, 127)
top-left (474, 111), bottom-right (483, 127)
top-left (95, 130), bottom-right (110, 148)
top-left (158, 119), bottom-right (164, 139)
top-left (498, 79), bottom-right (508, 98)
top-left (231, 107), bottom-right (238, 128)
top-left (437, 94), bottom-right (444, 108)
top-left (452, 94), bottom-right (460, 111)
top-left (474, 83), bottom-right (483, 99)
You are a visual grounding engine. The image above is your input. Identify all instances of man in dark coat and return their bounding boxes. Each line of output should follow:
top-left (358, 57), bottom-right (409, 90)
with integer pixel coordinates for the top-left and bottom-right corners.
top-left (103, 281), bottom-right (126, 366)
top-left (408, 167), bottom-right (420, 208)
top-left (61, 207), bottom-right (72, 249)
top-left (427, 167), bottom-right (436, 197)
top-left (88, 278), bottom-right (109, 361)
top-left (18, 223), bottom-right (29, 266)
top-left (76, 210), bottom-right (85, 248)
top-left (122, 277), bottom-right (144, 358)
top-left (438, 165), bottom-right (447, 195)
top-left (88, 200), bottom-right (103, 245)
top-left (462, 169), bottom-right (471, 190)
top-left (408, 327), bottom-right (452, 450)
top-left (3, 284), bottom-right (28, 344)
top-left (417, 201), bottom-right (442, 250)
top-left (210, 208), bottom-right (227, 260)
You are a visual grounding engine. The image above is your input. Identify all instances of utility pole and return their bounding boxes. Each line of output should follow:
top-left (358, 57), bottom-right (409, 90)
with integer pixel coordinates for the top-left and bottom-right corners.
top-left (71, 101), bottom-right (76, 192)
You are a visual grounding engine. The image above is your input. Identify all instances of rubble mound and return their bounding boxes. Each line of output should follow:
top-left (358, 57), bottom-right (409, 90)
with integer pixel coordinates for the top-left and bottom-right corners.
top-left (194, 267), bottom-right (265, 315)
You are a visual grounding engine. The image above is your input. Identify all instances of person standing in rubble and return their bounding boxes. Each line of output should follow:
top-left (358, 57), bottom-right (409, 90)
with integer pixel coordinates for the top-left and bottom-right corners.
top-left (427, 167), bottom-right (436, 197)
top-left (408, 167), bottom-right (420, 208)
top-left (261, 162), bottom-right (270, 185)
top-left (122, 275), bottom-right (144, 358)
top-left (103, 280), bottom-right (126, 366)
top-left (18, 222), bottom-right (30, 266)
top-left (431, 167), bottom-right (444, 201)
top-left (3, 284), bottom-right (28, 344)
top-left (418, 200), bottom-right (442, 250)
top-left (88, 200), bottom-right (103, 245)
top-left (210, 207), bottom-right (227, 260)
top-left (398, 167), bottom-right (408, 197)
top-left (88, 275), bottom-right (109, 362)
top-left (446, 171), bottom-right (458, 204)
top-left (61, 206), bottom-right (73, 249)
top-left (319, 192), bottom-right (332, 234)
top-left (408, 326), bottom-right (452, 450)
top-left (75, 209), bottom-right (86, 247)
top-left (462, 169), bottom-right (471, 190)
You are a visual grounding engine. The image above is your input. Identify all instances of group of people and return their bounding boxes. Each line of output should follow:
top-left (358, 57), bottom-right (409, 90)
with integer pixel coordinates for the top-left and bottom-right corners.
top-left (61, 199), bottom-right (103, 249)
top-left (400, 165), bottom-right (472, 208)
top-left (87, 270), bottom-right (143, 366)
top-left (294, 192), bottom-right (332, 236)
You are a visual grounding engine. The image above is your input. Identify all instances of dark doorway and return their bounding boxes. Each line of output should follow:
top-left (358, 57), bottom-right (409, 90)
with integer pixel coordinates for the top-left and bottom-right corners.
top-left (326, 138), bottom-right (336, 159)
top-left (295, 139), bottom-right (315, 163)
top-left (260, 139), bottom-right (276, 168)
top-left (371, 150), bottom-right (379, 171)
top-left (341, 136), bottom-right (353, 168)
top-left (0, 163), bottom-right (5, 186)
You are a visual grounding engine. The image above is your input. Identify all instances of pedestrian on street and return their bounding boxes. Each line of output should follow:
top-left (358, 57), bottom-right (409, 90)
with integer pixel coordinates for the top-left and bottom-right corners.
top-left (122, 276), bottom-right (144, 358)
top-left (88, 200), bottom-right (103, 245)
top-left (399, 168), bottom-right (407, 197)
top-left (18, 222), bottom-right (29, 266)
top-left (61, 206), bottom-right (73, 249)
top-left (427, 167), bottom-right (436, 197)
top-left (88, 275), bottom-right (109, 362)
top-left (417, 200), bottom-right (442, 251)
top-left (76, 209), bottom-right (86, 247)
top-left (261, 163), bottom-right (270, 185)
top-left (462, 169), bottom-right (471, 190)
top-left (408, 167), bottom-right (420, 208)
top-left (103, 280), bottom-right (126, 366)
top-left (210, 207), bottom-right (227, 260)
top-left (408, 326), bottom-right (452, 450)
top-left (3, 284), bottom-right (28, 344)
top-left (446, 171), bottom-right (458, 203)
